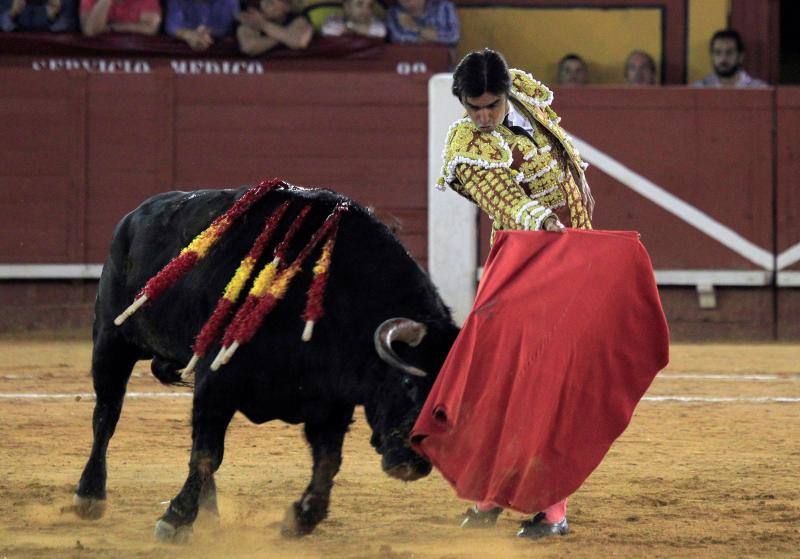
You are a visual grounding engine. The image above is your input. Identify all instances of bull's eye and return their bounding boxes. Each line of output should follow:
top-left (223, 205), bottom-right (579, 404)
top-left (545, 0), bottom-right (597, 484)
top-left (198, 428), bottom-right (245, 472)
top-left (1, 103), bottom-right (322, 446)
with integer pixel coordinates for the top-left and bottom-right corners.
top-left (401, 376), bottom-right (419, 401)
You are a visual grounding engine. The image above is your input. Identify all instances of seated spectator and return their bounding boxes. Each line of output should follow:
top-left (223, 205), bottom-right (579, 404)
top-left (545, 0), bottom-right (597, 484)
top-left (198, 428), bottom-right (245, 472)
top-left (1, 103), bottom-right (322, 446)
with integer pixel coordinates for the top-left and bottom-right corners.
top-left (387, 0), bottom-right (459, 46)
top-left (1, 0), bottom-right (77, 31)
top-left (80, 0), bottom-right (161, 37)
top-left (236, 0), bottom-right (312, 56)
top-left (693, 28), bottom-right (767, 88)
top-left (624, 50), bottom-right (657, 86)
top-left (320, 0), bottom-right (385, 39)
top-left (557, 53), bottom-right (588, 86)
top-left (166, 0), bottom-right (238, 51)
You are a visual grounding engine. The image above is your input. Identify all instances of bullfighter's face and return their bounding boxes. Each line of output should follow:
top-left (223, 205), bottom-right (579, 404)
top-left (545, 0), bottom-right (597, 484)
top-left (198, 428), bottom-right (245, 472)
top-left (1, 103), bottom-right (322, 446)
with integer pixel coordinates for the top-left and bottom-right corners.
top-left (462, 92), bottom-right (508, 134)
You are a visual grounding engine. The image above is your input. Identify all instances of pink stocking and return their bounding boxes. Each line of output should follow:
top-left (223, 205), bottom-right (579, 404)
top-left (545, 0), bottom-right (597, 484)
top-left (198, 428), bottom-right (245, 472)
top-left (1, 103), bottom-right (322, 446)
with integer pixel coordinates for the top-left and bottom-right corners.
top-left (543, 499), bottom-right (567, 523)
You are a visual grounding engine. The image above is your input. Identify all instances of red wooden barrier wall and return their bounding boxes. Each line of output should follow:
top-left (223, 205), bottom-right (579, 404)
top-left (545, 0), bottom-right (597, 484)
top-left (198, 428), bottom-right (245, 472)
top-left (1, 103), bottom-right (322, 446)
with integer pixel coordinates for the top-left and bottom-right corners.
top-left (1, 61), bottom-right (798, 338)
top-left (479, 88), bottom-right (776, 271)
top-left (0, 64), bottom-right (440, 268)
top-left (559, 88), bottom-right (779, 340)
top-left (475, 87), bottom-right (798, 340)
top-left (776, 88), bottom-right (800, 338)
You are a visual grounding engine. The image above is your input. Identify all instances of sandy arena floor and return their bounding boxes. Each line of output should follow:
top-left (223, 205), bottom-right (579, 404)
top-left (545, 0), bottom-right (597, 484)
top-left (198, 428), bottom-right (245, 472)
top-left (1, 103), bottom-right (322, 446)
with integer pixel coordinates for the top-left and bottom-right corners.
top-left (0, 333), bottom-right (798, 558)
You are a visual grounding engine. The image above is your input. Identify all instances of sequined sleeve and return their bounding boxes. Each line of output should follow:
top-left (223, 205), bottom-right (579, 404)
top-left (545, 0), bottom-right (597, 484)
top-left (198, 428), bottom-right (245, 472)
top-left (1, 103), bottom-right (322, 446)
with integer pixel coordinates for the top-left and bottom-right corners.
top-left (454, 164), bottom-right (552, 230)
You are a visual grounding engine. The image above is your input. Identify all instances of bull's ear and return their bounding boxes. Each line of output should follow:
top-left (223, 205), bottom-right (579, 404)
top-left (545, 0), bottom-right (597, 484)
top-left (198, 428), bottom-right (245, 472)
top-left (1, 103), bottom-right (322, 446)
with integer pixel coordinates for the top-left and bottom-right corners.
top-left (374, 318), bottom-right (429, 377)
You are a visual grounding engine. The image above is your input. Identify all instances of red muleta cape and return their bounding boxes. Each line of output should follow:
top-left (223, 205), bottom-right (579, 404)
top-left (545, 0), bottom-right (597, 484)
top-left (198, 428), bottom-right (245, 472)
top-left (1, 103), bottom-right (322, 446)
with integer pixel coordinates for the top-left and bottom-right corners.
top-left (411, 229), bottom-right (669, 514)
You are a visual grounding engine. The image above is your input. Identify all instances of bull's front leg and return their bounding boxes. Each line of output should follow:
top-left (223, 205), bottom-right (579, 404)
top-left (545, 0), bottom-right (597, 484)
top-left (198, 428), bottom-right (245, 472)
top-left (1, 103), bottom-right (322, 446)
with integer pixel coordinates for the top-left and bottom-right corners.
top-left (155, 396), bottom-right (234, 543)
top-left (281, 405), bottom-right (354, 537)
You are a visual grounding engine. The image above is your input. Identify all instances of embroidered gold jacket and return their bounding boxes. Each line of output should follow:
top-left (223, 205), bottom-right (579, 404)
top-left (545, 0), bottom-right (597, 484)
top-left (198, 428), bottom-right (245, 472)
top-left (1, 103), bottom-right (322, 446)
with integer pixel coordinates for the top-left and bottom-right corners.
top-left (438, 69), bottom-right (593, 236)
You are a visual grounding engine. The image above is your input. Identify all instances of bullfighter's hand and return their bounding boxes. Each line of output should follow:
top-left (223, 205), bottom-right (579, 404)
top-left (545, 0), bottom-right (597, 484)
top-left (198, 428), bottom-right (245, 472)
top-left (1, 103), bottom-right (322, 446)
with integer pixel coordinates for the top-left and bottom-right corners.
top-left (542, 216), bottom-right (566, 233)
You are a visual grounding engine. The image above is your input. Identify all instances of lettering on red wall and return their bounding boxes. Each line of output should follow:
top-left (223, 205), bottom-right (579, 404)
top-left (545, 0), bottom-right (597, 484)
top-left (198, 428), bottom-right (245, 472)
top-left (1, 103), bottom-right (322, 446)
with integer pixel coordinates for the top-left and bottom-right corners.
top-left (30, 59), bottom-right (265, 75)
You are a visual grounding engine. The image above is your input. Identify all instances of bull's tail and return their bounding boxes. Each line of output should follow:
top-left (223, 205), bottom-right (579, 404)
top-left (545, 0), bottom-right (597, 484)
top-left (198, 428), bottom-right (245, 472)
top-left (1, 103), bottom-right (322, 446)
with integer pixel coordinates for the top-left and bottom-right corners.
top-left (151, 356), bottom-right (193, 388)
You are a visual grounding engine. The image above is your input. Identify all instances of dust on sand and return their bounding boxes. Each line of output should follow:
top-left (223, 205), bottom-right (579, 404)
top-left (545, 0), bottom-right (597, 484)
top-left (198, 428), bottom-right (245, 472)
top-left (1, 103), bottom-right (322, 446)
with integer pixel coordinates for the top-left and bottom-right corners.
top-left (0, 336), bottom-right (798, 558)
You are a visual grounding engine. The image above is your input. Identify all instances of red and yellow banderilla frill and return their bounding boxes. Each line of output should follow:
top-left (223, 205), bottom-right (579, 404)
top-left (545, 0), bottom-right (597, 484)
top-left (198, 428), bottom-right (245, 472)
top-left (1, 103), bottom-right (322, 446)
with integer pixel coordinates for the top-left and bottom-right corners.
top-left (114, 178), bottom-right (282, 326)
top-left (212, 204), bottom-right (347, 370)
top-left (180, 201), bottom-right (291, 378)
top-left (207, 204), bottom-right (314, 370)
top-left (301, 224), bottom-right (340, 342)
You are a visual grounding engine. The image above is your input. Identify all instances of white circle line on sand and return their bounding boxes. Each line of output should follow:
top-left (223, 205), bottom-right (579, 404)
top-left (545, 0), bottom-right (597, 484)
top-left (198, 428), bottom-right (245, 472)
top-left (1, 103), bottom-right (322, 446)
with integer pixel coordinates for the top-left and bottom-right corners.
top-left (643, 396), bottom-right (800, 403)
top-left (0, 392), bottom-right (798, 403)
top-left (5, 373), bottom-right (796, 382)
top-left (658, 373), bottom-right (798, 381)
top-left (0, 392), bottom-right (191, 400)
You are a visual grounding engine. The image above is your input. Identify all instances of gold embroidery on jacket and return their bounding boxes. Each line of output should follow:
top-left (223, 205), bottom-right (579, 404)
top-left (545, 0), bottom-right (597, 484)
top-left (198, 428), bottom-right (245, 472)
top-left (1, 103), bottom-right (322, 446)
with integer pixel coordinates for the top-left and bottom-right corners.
top-left (438, 70), bottom-right (593, 236)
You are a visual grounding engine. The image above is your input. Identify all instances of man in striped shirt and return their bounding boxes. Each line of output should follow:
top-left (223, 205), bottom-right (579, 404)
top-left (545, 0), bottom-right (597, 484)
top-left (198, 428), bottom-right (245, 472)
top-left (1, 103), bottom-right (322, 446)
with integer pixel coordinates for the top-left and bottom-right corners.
top-left (387, 0), bottom-right (459, 46)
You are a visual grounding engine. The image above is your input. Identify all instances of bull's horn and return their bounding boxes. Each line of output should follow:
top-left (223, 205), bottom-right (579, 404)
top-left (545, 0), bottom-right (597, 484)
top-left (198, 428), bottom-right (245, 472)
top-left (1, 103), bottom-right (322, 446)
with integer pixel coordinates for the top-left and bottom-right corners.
top-left (374, 318), bottom-right (429, 377)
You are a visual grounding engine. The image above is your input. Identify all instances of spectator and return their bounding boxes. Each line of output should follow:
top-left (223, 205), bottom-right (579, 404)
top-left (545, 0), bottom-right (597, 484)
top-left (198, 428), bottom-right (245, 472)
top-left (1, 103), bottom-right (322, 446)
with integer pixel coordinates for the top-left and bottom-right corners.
top-left (693, 29), bottom-right (767, 88)
top-left (320, 0), bottom-right (385, 39)
top-left (387, 0), bottom-right (459, 46)
top-left (557, 54), bottom-right (588, 86)
top-left (166, 0), bottom-right (238, 51)
top-left (236, 0), bottom-right (312, 56)
top-left (624, 50), bottom-right (657, 86)
top-left (80, 0), bottom-right (160, 37)
top-left (1, 0), bottom-right (77, 31)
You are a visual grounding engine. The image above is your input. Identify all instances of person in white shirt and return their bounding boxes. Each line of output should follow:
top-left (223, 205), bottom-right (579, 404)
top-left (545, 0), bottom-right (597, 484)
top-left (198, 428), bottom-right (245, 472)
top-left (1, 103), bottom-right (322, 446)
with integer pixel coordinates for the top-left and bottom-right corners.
top-left (693, 29), bottom-right (767, 88)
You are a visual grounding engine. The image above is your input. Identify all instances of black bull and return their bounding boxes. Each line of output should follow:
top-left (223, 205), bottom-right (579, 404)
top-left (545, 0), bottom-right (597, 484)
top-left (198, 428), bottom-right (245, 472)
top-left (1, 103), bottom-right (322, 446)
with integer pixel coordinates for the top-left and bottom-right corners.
top-left (72, 185), bottom-right (459, 540)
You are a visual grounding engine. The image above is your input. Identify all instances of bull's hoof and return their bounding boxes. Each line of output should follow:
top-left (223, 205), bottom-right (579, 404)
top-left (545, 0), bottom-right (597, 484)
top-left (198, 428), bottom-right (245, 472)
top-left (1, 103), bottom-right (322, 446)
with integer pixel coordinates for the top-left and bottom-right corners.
top-left (154, 519), bottom-right (193, 544)
top-left (72, 494), bottom-right (107, 520)
top-left (280, 502), bottom-right (317, 538)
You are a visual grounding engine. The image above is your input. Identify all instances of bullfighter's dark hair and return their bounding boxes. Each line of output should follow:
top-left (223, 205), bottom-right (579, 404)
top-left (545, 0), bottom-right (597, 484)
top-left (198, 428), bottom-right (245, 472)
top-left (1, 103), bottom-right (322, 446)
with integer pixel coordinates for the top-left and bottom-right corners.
top-left (451, 48), bottom-right (511, 101)
top-left (710, 29), bottom-right (744, 53)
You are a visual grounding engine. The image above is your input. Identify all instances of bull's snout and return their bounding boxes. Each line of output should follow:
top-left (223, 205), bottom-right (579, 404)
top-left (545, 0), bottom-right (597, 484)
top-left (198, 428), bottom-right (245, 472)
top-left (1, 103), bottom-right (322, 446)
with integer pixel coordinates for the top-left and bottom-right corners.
top-left (384, 462), bottom-right (432, 481)
top-left (382, 452), bottom-right (432, 481)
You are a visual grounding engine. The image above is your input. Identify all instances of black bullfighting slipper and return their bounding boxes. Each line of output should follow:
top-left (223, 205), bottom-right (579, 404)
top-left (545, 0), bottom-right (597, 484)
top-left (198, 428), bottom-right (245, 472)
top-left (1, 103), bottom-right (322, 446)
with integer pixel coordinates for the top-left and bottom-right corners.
top-left (459, 505), bottom-right (503, 528)
top-left (516, 512), bottom-right (569, 539)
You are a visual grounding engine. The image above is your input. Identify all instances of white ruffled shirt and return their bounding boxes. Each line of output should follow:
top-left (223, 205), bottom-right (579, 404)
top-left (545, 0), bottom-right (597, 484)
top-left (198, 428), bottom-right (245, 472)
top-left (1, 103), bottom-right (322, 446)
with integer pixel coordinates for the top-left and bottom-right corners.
top-left (505, 102), bottom-right (535, 136)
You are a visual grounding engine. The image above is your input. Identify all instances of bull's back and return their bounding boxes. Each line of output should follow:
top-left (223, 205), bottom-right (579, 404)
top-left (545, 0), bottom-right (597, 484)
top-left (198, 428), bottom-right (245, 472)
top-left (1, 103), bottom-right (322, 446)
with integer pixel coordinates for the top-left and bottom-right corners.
top-left (116, 189), bottom-right (238, 285)
top-left (94, 185), bottom-right (345, 359)
top-left (95, 189), bottom-right (240, 336)
top-left (93, 184), bottom-right (448, 386)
